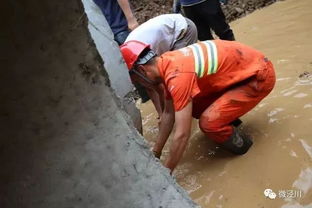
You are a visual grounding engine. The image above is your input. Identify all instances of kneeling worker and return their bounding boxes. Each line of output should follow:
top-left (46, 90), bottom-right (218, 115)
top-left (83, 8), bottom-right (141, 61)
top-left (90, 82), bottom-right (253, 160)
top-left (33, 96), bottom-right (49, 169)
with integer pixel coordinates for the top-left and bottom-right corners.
top-left (120, 40), bottom-right (276, 173)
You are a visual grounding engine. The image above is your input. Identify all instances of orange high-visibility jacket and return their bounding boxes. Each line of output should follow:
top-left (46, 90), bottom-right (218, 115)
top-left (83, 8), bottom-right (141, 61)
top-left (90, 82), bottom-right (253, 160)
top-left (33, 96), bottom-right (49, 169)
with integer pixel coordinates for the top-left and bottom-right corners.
top-left (157, 40), bottom-right (269, 111)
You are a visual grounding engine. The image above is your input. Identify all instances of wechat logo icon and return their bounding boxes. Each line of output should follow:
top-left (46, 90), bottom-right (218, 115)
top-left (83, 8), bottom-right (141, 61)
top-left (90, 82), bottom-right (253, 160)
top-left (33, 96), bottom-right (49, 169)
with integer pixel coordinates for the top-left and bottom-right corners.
top-left (264, 188), bottom-right (277, 200)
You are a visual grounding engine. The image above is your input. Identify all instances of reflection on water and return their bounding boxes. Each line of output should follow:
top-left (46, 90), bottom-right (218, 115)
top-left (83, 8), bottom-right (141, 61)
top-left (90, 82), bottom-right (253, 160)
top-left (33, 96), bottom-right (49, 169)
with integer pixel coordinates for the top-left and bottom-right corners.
top-left (140, 0), bottom-right (312, 207)
top-left (300, 140), bottom-right (312, 159)
top-left (293, 168), bottom-right (312, 195)
top-left (281, 167), bottom-right (312, 208)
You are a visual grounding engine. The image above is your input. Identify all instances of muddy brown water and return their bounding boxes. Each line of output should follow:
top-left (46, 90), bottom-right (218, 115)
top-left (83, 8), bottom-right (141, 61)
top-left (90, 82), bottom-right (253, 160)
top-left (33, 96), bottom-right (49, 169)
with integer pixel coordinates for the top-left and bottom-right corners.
top-left (139, 0), bottom-right (312, 207)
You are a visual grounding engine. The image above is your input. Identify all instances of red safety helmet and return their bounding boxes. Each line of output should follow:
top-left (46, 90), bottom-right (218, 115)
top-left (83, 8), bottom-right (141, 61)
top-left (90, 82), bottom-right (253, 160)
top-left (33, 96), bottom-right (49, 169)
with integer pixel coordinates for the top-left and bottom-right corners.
top-left (120, 40), bottom-right (152, 70)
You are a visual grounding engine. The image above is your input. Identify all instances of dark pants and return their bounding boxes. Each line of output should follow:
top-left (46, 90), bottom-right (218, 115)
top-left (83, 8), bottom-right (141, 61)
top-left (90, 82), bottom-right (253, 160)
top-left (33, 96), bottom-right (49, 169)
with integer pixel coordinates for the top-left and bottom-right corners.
top-left (114, 30), bottom-right (130, 45)
top-left (182, 0), bottom-right (235, 41)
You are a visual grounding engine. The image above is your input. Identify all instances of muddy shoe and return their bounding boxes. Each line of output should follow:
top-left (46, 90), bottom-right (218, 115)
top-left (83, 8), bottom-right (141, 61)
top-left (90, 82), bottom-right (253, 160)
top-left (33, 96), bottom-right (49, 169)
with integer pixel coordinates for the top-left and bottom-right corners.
top-left (230, 118), bottom-right (243, 127)
top-left (221, 127), bottom-right (253, 155)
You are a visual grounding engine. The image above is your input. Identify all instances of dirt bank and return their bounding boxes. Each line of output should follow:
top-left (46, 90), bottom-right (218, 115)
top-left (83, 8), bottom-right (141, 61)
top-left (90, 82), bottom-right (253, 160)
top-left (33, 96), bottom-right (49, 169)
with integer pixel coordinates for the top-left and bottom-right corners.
top-left (130, 0), bottom-right (280, 23)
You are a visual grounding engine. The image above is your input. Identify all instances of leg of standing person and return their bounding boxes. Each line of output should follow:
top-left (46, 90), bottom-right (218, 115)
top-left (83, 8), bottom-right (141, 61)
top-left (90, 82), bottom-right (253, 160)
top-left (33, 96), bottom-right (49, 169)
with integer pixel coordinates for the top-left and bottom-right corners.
top-left (200, 0), bottom-right (235, 40)
top-left (182, 4), bottom-right (214, 41)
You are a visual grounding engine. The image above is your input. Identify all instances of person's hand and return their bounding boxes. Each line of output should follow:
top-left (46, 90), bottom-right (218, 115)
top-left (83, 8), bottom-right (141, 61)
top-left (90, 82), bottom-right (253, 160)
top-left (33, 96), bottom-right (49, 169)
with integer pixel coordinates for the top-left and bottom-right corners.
top-left (128, 17), bottom-right (139, 31)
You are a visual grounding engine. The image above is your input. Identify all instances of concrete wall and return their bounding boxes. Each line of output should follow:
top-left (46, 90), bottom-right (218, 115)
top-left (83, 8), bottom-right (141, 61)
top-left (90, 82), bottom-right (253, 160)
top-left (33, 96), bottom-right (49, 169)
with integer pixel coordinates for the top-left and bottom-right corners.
top-left (82, 0), bottom-right (142, 132)
top-left (81, 0), bottom-right (141, 132)
top-left (0, 1), bottom-right (198, 208)
top-left (82, 0), bottom-right (133, 98)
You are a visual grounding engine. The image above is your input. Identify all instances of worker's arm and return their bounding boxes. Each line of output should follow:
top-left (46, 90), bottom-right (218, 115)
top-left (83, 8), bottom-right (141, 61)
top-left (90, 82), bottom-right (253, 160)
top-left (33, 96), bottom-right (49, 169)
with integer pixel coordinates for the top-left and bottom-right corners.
top-left (145, 87), bottom-right (164, 119)
top-left (165, 101), bottom-right (193, 173)
top-left (152, 98), bottom-right (175, 158)
top-left (117, 0), bottom-right (139, 30)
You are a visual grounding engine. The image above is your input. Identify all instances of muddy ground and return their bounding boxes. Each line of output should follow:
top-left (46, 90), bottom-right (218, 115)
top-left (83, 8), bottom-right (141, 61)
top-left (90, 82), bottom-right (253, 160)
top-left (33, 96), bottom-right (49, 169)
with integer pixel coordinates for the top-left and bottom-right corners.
top-left (137, 0), bottom-right (312, 207)
top-left (130, 0), bottom-right (280, 23)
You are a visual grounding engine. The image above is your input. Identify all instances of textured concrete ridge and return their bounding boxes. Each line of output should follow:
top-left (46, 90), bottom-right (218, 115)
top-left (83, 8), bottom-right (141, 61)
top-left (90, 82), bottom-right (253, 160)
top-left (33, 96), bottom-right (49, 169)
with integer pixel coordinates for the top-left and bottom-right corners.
top-left (0, 0), bottom-right (198, 207)
top-left (82, 0), bottom-right (143, 132)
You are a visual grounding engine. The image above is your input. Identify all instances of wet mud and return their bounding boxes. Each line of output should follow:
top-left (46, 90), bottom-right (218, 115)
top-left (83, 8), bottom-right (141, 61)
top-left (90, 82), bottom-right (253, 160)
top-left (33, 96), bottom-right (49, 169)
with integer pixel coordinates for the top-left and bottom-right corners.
top-left (139, 0), bottom-right (312, 207)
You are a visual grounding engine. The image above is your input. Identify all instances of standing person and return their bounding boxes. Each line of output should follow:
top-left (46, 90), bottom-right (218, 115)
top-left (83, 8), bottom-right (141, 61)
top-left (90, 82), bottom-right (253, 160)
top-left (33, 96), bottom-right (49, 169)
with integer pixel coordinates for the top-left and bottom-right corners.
top-left (173, 0), bottom-right (235, 41)
top-left (94, 0), bottom-right (152, 102)
top-left (93, 0), bottom-right (139, 45)
top-left (125, 14), bottom-right (198, 116)
top-left (120, 40), bottom-right (275, 173)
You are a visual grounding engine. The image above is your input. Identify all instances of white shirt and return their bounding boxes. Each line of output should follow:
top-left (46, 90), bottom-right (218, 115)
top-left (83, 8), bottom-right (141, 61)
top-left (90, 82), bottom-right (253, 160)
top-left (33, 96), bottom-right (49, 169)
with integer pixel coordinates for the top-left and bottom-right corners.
top-left (125, 14), bottom-right (188, 55)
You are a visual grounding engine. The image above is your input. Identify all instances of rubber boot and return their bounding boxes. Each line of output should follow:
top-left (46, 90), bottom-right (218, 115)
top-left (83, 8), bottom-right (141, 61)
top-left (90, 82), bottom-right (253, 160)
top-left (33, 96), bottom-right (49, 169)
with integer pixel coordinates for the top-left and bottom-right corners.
top-left (219, 28), bottom-right (235, 41)
top-left (231, 118), bottom-right (242, 127)
top-left (221, 127), bottom-right (253, 155)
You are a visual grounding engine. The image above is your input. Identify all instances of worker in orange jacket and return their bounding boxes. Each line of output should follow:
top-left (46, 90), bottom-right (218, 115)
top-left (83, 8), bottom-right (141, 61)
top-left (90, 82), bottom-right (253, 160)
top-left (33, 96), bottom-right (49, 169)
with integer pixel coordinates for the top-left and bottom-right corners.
top-left (120, 40), bottom-right (276, 173)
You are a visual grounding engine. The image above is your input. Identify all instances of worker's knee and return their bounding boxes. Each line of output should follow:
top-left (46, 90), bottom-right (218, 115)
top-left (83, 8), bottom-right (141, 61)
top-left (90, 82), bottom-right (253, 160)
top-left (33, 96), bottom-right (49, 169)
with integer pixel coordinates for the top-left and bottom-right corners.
top-left (199, 111), bottom-right (243, 143)
top-left (198, 113), bottom-right (220, 133)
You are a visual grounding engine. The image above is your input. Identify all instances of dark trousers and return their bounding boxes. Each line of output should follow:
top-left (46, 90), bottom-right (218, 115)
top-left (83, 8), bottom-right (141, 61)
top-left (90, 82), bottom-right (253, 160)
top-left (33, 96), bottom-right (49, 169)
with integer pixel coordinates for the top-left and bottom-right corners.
top-left (182, 0), bottom-right (235, 41)
top-left (114, 30), bottom-right (130, 46)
